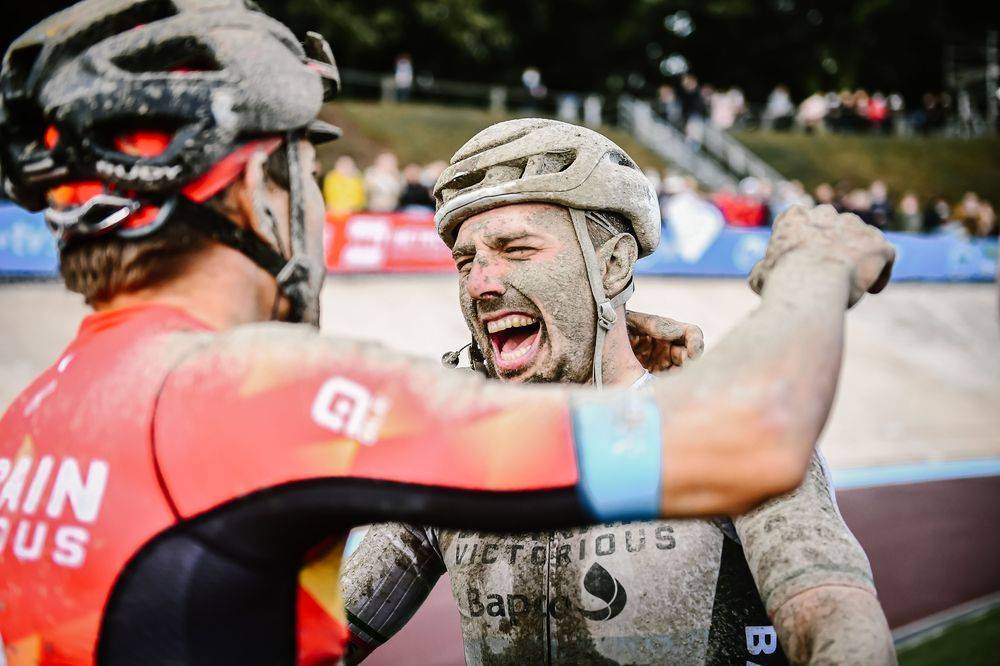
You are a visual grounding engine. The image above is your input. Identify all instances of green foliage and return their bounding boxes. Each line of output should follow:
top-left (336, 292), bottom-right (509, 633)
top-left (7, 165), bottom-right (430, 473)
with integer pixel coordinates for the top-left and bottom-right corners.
top-left (253, 0), bottom-right (995, 102)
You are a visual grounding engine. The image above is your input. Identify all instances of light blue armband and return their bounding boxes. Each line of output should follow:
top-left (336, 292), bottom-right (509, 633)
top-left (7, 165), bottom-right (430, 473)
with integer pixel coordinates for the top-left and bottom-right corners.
top-left (570, 389), bottom-right (662, 521)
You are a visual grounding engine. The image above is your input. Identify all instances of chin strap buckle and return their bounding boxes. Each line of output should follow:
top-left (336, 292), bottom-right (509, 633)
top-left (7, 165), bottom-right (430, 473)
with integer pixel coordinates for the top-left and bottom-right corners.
top-left (598, 300), bottom-right (617, 331)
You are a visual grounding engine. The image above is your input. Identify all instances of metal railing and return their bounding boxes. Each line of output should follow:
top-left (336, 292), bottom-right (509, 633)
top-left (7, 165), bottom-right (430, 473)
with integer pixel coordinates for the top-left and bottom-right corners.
top-left (700, 122), bottom-right (788, 185)
top-left (338, 68), bottom-right (606, 126)
top-left (619, 96), bottom-right (737, 191)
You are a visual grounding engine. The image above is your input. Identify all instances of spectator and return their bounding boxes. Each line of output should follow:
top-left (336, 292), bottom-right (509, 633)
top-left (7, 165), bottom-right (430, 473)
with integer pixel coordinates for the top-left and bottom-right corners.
top-left (420, 160), bottom-right (447, 192)
top-left (843, 188), bottom-right (874, 226)
top-left (676, 75), bottom-right (707, 149)
top-left (713, 177), bottom-right (767, 227)
top-left (394, 53), bottom-right (414, 102)
top-left (953, 192), bottom-right (997, 237)
top-left (397, 163), bottom-right (435, 211)
top-left (770, 180), bottom-right (813, 219)
top-left (762, 85), bottom-right (795, 130)
top-left (363, 152), bottom-right (403, 213)
top-left (868, 181), bottom-right (894, 230)
top-left (813, 182), bottom-right (837, 208)
top-left (322, 156), bottom-right (365, 216)
top-left (658, 172), bottom-right (686, 211)
top-left (521, 66), bottom-right (547, 111)
top-left (867, 92), bottom-right (890, 134)
top-left (922, 196), bottom-right (951, 233)
top-left (710, 87), bottom-right (744, 130)
top-left (656, 84), bottom-right (683, 127)
top-left (893, 192), bottom-right (923, 233)
top-left (797, 92), bottom-right (828, 134)
top-left (661, 177), bottom-right (726, 239)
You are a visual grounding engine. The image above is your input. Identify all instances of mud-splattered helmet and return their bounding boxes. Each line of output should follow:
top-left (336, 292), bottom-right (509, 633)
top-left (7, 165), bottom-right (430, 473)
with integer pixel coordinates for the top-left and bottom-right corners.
top-left (433, 119), bottom-right (661, 387)
top-left (0, 0), bottom-right (341, 323)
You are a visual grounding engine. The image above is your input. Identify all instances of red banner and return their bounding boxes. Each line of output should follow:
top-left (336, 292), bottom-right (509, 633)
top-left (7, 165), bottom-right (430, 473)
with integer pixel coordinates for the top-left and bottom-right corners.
top-left (324, 212), bottom-right (456, 273)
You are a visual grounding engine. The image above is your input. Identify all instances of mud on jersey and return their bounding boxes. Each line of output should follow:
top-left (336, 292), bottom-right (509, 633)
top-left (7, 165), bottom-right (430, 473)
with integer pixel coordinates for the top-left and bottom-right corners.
top-left (344, 456), bottom-right (877, 665)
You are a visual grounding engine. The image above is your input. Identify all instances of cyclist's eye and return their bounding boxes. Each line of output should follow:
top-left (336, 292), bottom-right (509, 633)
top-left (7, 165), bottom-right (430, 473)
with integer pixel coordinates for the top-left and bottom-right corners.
top-left (455, 257), bottom-right (473, 273)
top-left (504, 246), bottom-right (536, 258)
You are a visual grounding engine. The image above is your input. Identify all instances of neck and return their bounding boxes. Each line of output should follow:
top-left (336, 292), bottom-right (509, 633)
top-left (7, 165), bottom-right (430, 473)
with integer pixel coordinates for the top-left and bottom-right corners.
top-left (595, 306), bottom-right (646, 386)
top-left (95, 244), bottom-right (280, 331)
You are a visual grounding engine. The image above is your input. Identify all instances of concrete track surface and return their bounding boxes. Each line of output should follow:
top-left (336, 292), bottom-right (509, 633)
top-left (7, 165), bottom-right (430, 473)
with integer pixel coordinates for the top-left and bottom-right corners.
top-left (6, 275), bottom-right (994, 469)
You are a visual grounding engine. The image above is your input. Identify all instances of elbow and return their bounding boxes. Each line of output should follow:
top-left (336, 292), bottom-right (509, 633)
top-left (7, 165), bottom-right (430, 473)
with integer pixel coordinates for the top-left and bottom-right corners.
top-left (660, 403), bottom-right (814, 516)
top-left (725, 408), bottom-right (814, 513)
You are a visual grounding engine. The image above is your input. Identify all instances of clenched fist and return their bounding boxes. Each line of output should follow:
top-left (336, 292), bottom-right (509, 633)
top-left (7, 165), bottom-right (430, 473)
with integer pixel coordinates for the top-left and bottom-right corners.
top-left (749, 205), bottom-right (895, 307)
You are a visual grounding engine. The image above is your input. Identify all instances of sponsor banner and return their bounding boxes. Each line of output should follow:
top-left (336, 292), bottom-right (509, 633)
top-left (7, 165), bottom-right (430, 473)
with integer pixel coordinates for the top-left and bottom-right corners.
top-left (325, 212), bottom-right (455, 273)
top-left (637, 224), bottom-right (998, 282)
top-left (2, 205), bottom-right (996, 282)
top-left (0, 204), bottom-right (59, 276)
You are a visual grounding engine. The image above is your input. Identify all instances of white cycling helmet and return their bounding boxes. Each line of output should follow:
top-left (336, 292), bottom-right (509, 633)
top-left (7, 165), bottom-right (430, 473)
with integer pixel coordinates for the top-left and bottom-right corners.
top-left (433, 119), bottom-right (660, 387)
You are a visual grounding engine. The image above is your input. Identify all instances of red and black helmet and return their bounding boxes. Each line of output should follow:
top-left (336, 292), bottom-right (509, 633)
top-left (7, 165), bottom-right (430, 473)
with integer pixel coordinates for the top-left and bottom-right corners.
top-left (0, 0), bottom-right (339, 215)
top-left (0, 0), bottom-right (342, 322)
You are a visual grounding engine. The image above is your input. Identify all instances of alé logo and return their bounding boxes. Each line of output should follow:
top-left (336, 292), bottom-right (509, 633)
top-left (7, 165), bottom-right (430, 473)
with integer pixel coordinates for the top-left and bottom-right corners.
top-left (0, 455), bottom-right (109, 569)
top-left (311, 376), bottom-right (389, 445)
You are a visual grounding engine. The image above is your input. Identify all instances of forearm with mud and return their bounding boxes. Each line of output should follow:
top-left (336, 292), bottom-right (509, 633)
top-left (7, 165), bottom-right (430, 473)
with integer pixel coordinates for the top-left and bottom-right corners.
top-left (654, 250), bottom-right (852, 515)
top-left (774, 587), bottom-right (896, 665)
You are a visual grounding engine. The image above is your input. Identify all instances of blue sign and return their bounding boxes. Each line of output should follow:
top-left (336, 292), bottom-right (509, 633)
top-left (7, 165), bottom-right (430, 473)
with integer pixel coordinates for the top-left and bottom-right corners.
top-left (0, 204), bottom-right (59, 276)
top-left (637, 225), bottom-right (997, 282)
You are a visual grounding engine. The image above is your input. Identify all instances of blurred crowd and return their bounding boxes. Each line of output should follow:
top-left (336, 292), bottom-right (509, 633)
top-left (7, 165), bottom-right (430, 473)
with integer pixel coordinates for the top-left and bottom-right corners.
top-left (321, 152), bottom-right (443, 215)
top-left (321, 152), bottom-right (997, 239)
top-left (656, 75), bottom-right (964, 137)
top-left (646, 169), bottom-right (998, 238)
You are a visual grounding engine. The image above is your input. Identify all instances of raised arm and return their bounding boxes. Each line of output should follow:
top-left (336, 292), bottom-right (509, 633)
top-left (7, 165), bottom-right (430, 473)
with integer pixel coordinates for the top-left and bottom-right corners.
top-left (152, 206), bottom-right (893, 527)
top-left (648, 205), bottom-right (894, 515)
top-left (734, 454), bottom-right (895, 664)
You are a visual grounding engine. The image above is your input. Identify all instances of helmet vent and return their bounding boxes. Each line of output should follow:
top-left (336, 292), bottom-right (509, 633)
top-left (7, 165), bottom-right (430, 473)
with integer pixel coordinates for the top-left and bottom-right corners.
top-left (112, 37), bottom-right (222, 73)
top-left (444, 169), bottom-right (487, 193)
top-left (529, 150), bottom-right (576, 176)
top-left (59, 0), bottom-right (178, 61)
top-left (609, 150), bottom-right (638, 170)
top-left (5, 44), bottom-right (44, 92)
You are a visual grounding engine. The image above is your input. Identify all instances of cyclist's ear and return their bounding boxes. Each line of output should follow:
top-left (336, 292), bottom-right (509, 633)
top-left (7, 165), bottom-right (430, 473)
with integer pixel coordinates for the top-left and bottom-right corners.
top-left (598, 232), bottom-right (638, 298)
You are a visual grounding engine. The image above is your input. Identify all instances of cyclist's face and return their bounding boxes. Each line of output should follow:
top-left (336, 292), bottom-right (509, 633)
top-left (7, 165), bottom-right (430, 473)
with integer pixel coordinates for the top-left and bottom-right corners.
top-left (452, 203), bottom-right (596, 384)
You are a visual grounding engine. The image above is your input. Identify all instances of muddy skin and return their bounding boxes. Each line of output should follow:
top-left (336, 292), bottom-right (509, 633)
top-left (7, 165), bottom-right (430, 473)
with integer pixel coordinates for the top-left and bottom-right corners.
top-left (455, 204), bottom-right (600, 385)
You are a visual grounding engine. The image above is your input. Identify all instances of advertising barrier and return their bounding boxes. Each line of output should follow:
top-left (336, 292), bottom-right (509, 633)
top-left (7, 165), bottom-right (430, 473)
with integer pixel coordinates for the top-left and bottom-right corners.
top-left (325, 212), bottom-right (455, 273)
top-left (2, 205), bottom-right (996, 282)
top-left (638, 223), bottom-right (999, 282)
top-left (0, 204), bottom-right (59, 277)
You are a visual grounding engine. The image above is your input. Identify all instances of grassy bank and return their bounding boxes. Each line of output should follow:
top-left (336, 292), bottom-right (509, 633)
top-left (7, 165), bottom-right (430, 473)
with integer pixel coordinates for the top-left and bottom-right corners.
top-left (318, 101), bottom-right (667, 170)
top-left (733, 130), bottom-right (1000, 203)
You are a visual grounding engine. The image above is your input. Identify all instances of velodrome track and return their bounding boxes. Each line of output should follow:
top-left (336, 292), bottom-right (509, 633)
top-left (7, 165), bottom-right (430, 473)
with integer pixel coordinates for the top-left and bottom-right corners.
top-left (1, 276), bottom-right (997, 663)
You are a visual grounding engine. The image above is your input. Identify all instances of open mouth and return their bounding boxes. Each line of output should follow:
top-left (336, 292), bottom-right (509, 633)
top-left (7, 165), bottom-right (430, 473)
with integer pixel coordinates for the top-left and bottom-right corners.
top-left (485, 312), bottom-right (544, 374)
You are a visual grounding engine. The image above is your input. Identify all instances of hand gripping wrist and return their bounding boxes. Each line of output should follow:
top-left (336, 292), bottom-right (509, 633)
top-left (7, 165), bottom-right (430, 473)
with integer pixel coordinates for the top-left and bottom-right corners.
top-left (570, 387), bottom-right (663, 521)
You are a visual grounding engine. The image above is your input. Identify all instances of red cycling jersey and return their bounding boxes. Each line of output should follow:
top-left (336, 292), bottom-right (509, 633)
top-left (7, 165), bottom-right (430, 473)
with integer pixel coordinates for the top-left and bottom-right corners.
top-left (0, 303), bottom-right (596, 665)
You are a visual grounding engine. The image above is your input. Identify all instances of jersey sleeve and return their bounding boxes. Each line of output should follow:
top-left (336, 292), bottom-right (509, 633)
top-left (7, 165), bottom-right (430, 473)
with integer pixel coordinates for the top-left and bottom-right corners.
top-left (152, 323), bottom-right (663, 537)
top-left (733, 453), bottom-right (877, 616)
top-left (341, 523), bottom-right (445, 661)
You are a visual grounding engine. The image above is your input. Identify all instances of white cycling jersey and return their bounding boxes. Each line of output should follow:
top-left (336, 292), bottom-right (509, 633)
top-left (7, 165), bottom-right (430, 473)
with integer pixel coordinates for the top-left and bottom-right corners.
top-left (343, 450), bottom-right (876, 665)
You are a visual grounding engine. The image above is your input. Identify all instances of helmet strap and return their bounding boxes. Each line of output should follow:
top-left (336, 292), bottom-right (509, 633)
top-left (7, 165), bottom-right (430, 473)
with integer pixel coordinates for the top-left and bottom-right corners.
top-left (568, 208), bottom-right (634, 389)
top-left (276, 133), bottom-right (319, 325)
